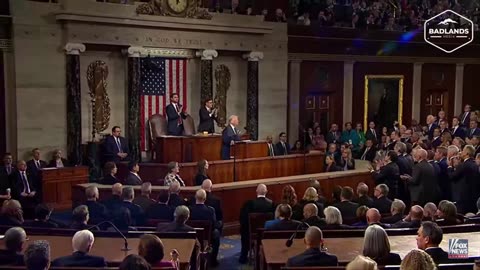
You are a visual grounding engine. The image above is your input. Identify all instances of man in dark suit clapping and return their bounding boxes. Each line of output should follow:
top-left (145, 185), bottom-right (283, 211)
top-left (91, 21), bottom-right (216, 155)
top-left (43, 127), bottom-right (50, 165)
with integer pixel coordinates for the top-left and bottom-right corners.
top-left (373, 151), bottom-right (400, 200)
top-left (286, 226), bottom-right (338, 267)
top-left (103, 126), bottom-right (129, 163)
top-left (365, 121), bottom-right (379, 144)
top-left (166, 93), bottom-right (188, 136)
top-left (198, 98), bottom-right (217, 134)
top-left (51, 230), bottom-right (107, 267)
top-left (275, 132), bottom-right (291, 156)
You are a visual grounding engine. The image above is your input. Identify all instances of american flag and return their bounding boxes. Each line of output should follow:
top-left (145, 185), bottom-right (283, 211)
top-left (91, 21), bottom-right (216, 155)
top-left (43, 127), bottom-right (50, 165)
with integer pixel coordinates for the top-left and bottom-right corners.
top-left (140, 57), bottom-right (188, 151)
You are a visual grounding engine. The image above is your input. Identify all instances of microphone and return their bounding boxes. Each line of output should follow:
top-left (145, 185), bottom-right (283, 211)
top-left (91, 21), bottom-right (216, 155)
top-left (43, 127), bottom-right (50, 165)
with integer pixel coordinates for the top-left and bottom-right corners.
top-left (87, 221), bottom-right (131, 251)
top-left (286, 222), bottom-right (310, 247)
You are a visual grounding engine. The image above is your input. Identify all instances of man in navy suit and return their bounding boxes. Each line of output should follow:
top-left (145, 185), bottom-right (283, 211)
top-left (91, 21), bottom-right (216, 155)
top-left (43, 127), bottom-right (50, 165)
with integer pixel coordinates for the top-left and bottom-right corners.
top-left (221, 115), bottom-right (241, 160)
top-left (201, 180), bottom-right (223, 228)
top-left (104, 126), bottom-right (129, 163)
top-left (451, 117), bottom-right (466, 140)
top-left (125, 161), bottom-right (142, 186)
top-left (15, 160), bottom-right (39, 218)
top-left (0, 227), bottom-right (26, 266)
top-left (120, 186), bottom-right (145, 226)
top-left (51, 230), bottom-right (107, 267)
top-left (189, 189), bottom-right (220, 266)
top-left (430, 128), bottom-right (442, 149)
top-left (166, 93), bottom-right (188, 136)
top-left (198, 98), bottom-right (217, 133)
top-left (286, 226), bottom-right (338, 267)
top-left (365, 121), bottom-right (379, 144)
top-left (417, 221), bottom-right (452, 264)
top-left (84, 186), bottom-right (108, 225)
top-left (325, 123), bottom-right (341, 145)
top-left (460, 104), bottom-right (472, 127)
top-left (275, 132), bottom-right (291, 156)
top-left (157, 205), bottom-right (194, 232)
top-left (26, 148), bottom-right (47, 192)
top-left (434, 147), bottom-right (451, 200)
top-left (467, 119), bottom-right (480, 140)
top-left (425, 115), bottom-right (438, 141)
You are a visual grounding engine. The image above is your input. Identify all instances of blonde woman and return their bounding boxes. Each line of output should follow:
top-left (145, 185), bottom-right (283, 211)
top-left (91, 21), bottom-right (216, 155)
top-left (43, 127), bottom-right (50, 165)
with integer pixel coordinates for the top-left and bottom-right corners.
top-left (400, 249), bottom-right (437, 270)
top-left (292, 187), bottom-right (325, 220)
top-left (346, 255), bottom-right (378, 270)
top-left (338, 148), bottom-right (355, 170)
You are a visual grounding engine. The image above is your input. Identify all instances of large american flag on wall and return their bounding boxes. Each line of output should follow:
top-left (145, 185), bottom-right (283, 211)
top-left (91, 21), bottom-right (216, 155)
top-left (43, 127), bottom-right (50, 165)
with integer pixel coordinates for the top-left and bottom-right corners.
top-left (140, 57), bottom-right (188, 151)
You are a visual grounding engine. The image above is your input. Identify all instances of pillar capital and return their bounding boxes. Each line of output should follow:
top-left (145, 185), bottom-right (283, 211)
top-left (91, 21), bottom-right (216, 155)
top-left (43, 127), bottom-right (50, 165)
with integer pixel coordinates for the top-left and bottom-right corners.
top-left (243, 51), bottom-right (264, 62)
top-left (127, 46), bottom-right (145, 57)
top-left (196, 49), bottom-right (218, 60)
top-left (64, 43), bottom-right (85, 55)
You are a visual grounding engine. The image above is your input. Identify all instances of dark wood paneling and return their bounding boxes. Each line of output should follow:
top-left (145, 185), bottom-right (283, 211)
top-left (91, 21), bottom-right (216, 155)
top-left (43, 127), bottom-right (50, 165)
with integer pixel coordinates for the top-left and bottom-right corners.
top-left (300, 61), bottom-right (344, 133)
top-left (463, 65), bottom-right (480, 112)
top-left (352, 62), bottom-right (413, 127)
top-left (0, 53), bottom-right (5, 155)
top-left (421, 64), bottom-right (456, 122)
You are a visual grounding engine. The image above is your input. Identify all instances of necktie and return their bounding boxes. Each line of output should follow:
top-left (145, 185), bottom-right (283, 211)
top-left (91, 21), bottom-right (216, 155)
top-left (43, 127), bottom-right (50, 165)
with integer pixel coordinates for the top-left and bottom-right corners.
top-left (175, 104), bottom-right (182, 125)
top-left (471, 129), bottom-right (475, 136)
top-left (361, 147), bottom-right (369, 160)
top-left (36, 160), bottom-right (40, 169)
top-left (282, 142), bottom-right (287, 155)
top-left (232, 126), bottom-right (237, 135)
top-left (22, 172), bottom-right (31, 193)
top-left (269, 144), bottom-right (274, 156)
top-left (462, 112), bottom-right (468, 123)
top-left (6, 166), bottom-right (11, 175)
top-left (372, 129), bottom-right (376, 139)
top-left (116, 137), bottom-right (122, 153)
top-left (344, 161), bottom-right (348, 170)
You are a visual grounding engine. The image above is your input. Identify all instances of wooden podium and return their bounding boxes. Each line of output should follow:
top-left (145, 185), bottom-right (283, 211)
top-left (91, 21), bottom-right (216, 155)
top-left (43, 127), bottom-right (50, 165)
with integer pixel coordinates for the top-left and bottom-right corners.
top-left (155, 134), bottom-right (222, 163)
top-left (231, 140), bottom-right (268, 159)
top-left (40, 166), bottom-right (89, 210)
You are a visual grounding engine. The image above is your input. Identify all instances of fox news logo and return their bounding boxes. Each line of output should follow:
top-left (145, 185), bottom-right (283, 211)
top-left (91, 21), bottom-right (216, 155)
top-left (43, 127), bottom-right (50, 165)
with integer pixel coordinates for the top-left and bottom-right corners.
top-left (424, 10), bottom-right (474, 53)
top-left (448, 239), bottom-right (468, 259)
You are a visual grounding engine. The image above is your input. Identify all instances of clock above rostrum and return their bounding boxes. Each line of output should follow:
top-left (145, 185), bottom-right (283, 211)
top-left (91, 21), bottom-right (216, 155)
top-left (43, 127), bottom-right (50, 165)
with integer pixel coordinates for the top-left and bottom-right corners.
top-left (136, 0), bottom-right (212, 20)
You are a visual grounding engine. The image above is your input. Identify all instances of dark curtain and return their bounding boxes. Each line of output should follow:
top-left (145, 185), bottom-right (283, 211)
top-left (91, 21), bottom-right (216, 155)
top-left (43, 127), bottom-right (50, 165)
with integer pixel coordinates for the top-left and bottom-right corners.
top-left (66, 54), bottom-right (82, 165)
top-left (127, 56), bottom-right (141, 162)
top-left (246, 61), bottom-right (259, 141)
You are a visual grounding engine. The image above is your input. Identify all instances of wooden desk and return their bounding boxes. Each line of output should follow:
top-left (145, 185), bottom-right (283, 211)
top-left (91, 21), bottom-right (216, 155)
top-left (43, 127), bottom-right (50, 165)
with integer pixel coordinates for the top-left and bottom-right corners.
top-left (231, 140), bottom-right (268, 159)
top-left (40, 166), bottom-right (89, 210)
top-left (1, 235), bottom-right (195, 270)
top-left (261, 232), bottom-right (480, 269)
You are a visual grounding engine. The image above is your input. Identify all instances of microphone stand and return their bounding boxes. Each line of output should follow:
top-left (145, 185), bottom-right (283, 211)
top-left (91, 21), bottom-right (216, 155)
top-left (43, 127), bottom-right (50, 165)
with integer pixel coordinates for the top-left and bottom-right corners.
top-left (286, 222), bottom-right (310, 247)
top-left (87, 221), bottom-right (131, 251)
top-left (303, 129), bottom-right (307, 174)
top-left (232, 140), bottom-right (237, 182)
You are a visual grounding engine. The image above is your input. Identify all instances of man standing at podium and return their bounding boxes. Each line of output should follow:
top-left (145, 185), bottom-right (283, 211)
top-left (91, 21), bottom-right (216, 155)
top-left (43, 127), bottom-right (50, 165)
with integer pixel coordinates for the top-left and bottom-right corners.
top-left (198, 98), bottom-right (217, 134)
top-left (221, 115), bottom-right (241, 160)
top-left (166, 93), bottom-right (188, 136)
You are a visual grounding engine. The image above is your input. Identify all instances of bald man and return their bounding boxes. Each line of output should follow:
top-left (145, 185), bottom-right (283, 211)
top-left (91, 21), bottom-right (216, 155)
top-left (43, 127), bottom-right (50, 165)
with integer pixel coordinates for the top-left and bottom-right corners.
top-left (239, 184), bottom-right (275, 264)
top-left (403, 148), bottom-right (440, 206)
top-left (303, 203), bottom-right (326, 228)
top-left (52, 230), bottom-right (106, 267)
top-left (366, 208), bottom-right (383, 226)
top-left (221, 115), bottom-right (241, 160)
top-left (102, 183), bottom-right (123, 212)
top-left (392, 205), bottom-right (424, 228)
top-left (286, 226), bottom-right (338, 267)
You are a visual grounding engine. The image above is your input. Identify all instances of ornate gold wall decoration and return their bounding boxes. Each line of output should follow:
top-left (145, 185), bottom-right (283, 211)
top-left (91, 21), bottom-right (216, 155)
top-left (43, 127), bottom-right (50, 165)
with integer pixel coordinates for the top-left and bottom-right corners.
top-left (136, 0), bottom-right (212, 20)
top-left (87, 61), bottom-right (111, 140)
top-left (214, 64), bottom-right (231, 128)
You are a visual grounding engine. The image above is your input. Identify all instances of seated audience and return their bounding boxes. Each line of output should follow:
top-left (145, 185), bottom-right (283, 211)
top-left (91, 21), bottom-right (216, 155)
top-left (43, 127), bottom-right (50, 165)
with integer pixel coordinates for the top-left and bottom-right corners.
top-left (355, 182), bottom-right (374, 208)
top-left (23, 204), bottom-right (58, 228)
top-left (346, 255), bottom-right (378, 270)
top-left (119, 254), bottom-right (151, 270)
top-left (293, 187), bottom-right (325, 220)
top-left (366, 208), bottom-right (387, 227)
top-left (423, 202), bottom-right (438, 221)
top-left (51, 230), bottom-right (106, 267)
top-left (0, 199), bottom-right (24, 226)
top-left (286, 226), bottom-right (338, 267)
top-left (111, 207), bottom-right (136, 231)
top-left (157, 205), bottom-right (195, 232)
top-left (164, 161), bottom-right (185, 186)
top-left (363, 225), bottom-right (401, 265)
top-left (121, 186), bottom-right (145, 226)
top-left (400, 249), bottom-right (436, 270)
top-left (48, 149), bottom-right (69, 168)
top-left (338, 148), bottom-right (355, 170)
top-left (381, 199), bottom-right (405, 224)
top-left (194, 159), bottom-right (210, 186)
top-left (333, 186), bottom-right (359, 220)
top-left (325, 154), bottom-right (342, 172)
top-left (84, 185), bottom-right (108, 224)
top-left (416, 221), bottom-right (452, 264)
top-left (303, 203), bottom-right (326, 228)
top-left (352, 205), bottom-right (369, 227)
top-left (146, 189), bottom-right (174, 221)
top-left (202, 179), bottom-right (223, 227)
top-left (265, 204), bottom-right (303, 230)
top-left (331, 185), bottom-right (342, 205)
top-left (290, 140), bottom-right (304, 153)
top-left (392, 205), bottom-right (424, 228)
top-left (102, 183), bottom-right (123, 212)
top-left (435, 200), bottom-right (462, 226)
top-left (24, 240), bottom-right (50, 270)
top-left (373, 184), bottom-right (393, 214)
top-left (138, 234), bottom-right (175, 267)
top-left (125, 161), bottom-right (142, 185)
top-left (281, 184), bottom-right (298, 207)
top-left (70, 205), bottom-right (90, 230)
top-left (101, 161), bottom-right (120, 185)
top-left (323, 206), bottom-right (351, 229)
top-left (0, 227), bottom-right (26, 266)
top-left (133, 182), bottom-right (156, 212)
top-left (168, 181), bottom-right (186, 208)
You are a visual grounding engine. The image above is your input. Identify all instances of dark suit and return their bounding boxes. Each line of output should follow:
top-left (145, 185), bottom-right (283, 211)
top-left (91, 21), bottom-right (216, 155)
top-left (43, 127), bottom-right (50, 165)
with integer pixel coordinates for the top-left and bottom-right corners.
top-left (0, 166), bottom-right (15, 200)
top-left (286, 248), bottom-right (338, 267)
top-left (467, 127), bottom-right (480, 139)
top-left (359, 146), bottom-right (376, 162)
top-left (425, 247), bottom-right (451, 264)
top-left (426, 124), bottom-right (438, 141)
top-left (355, 195), bottom-right (374, 208)
top-left (436, 158), bottom-right (451, 200)
top-left (15, 170), bottom-right (38, 215)
top-left (124, 172), bottom-right (142, 186)
top-left (166, 103), bottom-right (187, 136)
top-left (275, 141), bottom-right (291, 156)
top-left (292, 200), bottom-right (325, 220)
top-left (101, 174), bottom-right (120, 185)
top-left (449, 158), bottom-right (480, 214)
top-left (133, 195), bottom-right (156, 212)
top-left (25, 160), bottom-right (45, 192)
top-left (221, 125), bottom-right (241, 160)
top-left (51, 252), bottom-right (107, 267)
top-left (374, 253), bottom-right (402, 266)
top-left (189, 203), bottom-right (220, 262)
top-left (264, 219), bottom-right (303, 230)
top-left (429, 160), bottom-right (441, 180)
top-left (102, 195), bottom-right (122, 212)
top-left (381, 213), bottom-right (404, 224)
top-left (0, 249), bottom-right (24, 266)
top-left (85, 200), bottom-right (108, 224)
top-left (103, 135), bottom-right (129, 163)
top-left (325, 131), bottom-right (341, 145)
top-left (451, 126), bottom-right (466, 140)
top-left (373, 196), bottom-right (393, 214)
top-left (198, 107), bottom-right (216, 133)
top-left (206, 192), bottom-right (223, 222)
top-left (365, 128), bottom-right (379, 144)
top-left (304, 216), bottom-right (327, 228)
top-left (332, 201), bottom-right (359, 219)
top-left (337, 158), bottom-right (355, 171)
top-left (157, 221), bottom-right (195, 232)
top-left (121, 201), bottom-right (145, 226)
top-left (431, 137), bottom-right (442, 149)
top-left (194, 174), bottom-right (209, 186)
top-left (374, 162), bottom-right (400, 199)
top-left (409, 160), bottom-right (440, 205)
top-left (47, 158), bottom-right (69, 168)
top-left (168, 193), bottom-right (186, 208)
top-left (146, 203), bottom-right (174, 221)
top-left (23, 219), bottom-right (59, 228)
top-left (392, 219), bottom-right (421, 228)
top-left (460, 111), bottom-right (471, 126)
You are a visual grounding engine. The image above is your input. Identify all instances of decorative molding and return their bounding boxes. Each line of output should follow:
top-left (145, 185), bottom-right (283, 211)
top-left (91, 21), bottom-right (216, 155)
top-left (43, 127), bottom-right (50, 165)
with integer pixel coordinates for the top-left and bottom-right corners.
top-left (64, 43), bottom-right (86, 55)
top-left (136, 0), bottom-right (212, 20)
top-left (127, 46), bottom-right (145, 57)
top-left (142, 48), bottom-right (194, 58)
top-left (243, 51), bottom-right (264, 62)
top-left (196, 49), bottom-right (218, 60)
top-left (289, 53), bottom-right (480, 64)
top-left (0, 39), bottom-right (12, 50)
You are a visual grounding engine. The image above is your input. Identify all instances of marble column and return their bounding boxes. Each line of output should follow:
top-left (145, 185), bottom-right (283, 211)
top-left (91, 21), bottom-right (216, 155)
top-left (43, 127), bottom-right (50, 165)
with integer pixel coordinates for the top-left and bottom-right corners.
top-left (196, 49), bottom-right (218, 105)
top-left (243, 51), bottom-right (264, 141)
top-left (288, 60), bottom-right (302, 145)
top-left (412, 63), bottom-right (423, 122)
top-left (454, 63), bottom-right (464, 116)
top-left (64, 43), bottom-right (85, 166)
top-left (127, 46), bottom-right (144, 162)
top-left (343, 61), bottom-right (354, 126)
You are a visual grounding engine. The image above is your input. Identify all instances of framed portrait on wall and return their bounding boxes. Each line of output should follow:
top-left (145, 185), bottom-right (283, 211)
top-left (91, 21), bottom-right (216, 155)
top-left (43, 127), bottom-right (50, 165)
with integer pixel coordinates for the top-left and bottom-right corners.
top-left (364, 75), bottom-right (404, 131)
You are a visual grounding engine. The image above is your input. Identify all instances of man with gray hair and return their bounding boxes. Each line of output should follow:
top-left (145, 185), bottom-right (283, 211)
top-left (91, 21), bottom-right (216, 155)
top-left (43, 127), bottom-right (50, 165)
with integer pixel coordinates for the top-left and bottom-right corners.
top-left (120, 186), bottom-right (145, 226)
top-left (381, 199), bottom-right (406, 224)
top-left (449, 144), bottom-right (479, 214)
top-left (355, 182), bottom-right (373, 208)
top-left (85, 185), bottom-right (108, 224)
top-left (286, 226), bottom-right (338, 267)
top-left (404, 148), bottom-right (440, 206)
top-left (24, 240), bottom-right (50, 270)
top-left (221, 115), bottom-right (241, 160)
top-left (158, 205), bottom-right (195, 232)
top-left (423, 202), bottom-right (437, 221)
top-left (52, 230), bottom-right (106, 267)
top-left (102, 182), bottom-right (123, 212)
top-left (303, 203), bottom-right (326, 228)
top-left (373, 184), bottom-right (392, 214)
top-left (133, 182), bottom-right (156, 212)
top-left (168, 180), bottom-right (186, 208)
top-left (0, 227), bottom-right (27, 265)
top-left (392, 205), bottom-right (424, 228)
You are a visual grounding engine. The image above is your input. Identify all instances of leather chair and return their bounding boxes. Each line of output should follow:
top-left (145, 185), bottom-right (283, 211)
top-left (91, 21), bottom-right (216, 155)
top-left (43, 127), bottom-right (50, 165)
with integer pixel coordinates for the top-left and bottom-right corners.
top-left (182, 114), bottom-right (196, 136)
top-left (148, 114), bottom-right (168, 160)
